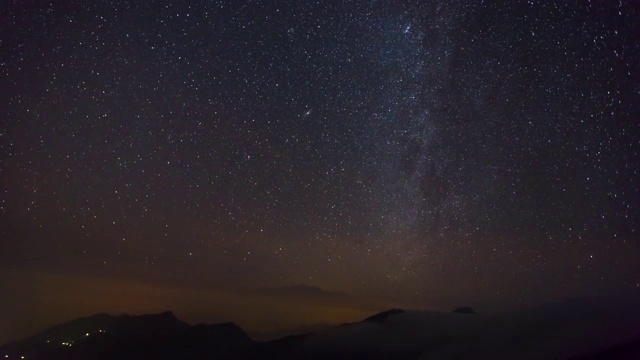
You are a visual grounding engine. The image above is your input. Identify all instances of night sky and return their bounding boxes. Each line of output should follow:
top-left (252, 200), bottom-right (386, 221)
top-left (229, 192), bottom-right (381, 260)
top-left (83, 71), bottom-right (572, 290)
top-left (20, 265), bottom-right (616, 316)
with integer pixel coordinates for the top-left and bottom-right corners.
top-left (1, 0), bottom-right (640, 342)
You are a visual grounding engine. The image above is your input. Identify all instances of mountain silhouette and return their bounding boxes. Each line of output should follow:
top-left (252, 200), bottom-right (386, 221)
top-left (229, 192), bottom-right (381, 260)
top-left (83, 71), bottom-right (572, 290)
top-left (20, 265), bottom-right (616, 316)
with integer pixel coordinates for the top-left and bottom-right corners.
top-left (362, 309), bottom-right (405, 323)
top-left (452, 307), bottom-right (477, 314)
top-left (254, 284), bottom-right (350, 299)
top-left (2, 296), bottom-right (640, 360)
top-left (0, 311), bottom-right (190, 360)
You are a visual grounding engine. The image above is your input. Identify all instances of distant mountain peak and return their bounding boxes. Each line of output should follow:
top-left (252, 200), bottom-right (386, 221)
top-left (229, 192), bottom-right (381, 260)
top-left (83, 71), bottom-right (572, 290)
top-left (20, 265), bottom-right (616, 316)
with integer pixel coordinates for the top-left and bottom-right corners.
top-left (362, 309), bottom-right (405, 323)
top-left (156, 310), bottom-right (179, 320)
top-left (255, 284), bottom-right (349, 298)
top-left (452, 307), bottom-right (477, 314)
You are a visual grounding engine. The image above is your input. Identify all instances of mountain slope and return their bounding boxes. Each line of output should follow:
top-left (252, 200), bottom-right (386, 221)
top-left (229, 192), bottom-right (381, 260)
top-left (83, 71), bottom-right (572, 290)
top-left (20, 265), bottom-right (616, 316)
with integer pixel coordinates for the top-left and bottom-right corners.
top-left (2, 296), bottom-right (640, 360)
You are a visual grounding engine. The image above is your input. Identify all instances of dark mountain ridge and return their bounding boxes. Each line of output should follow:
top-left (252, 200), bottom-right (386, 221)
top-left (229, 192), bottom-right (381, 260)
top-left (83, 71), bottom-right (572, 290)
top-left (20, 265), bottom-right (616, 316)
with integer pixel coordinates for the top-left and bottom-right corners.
top-left (362, 308), bottom-right (405, 323)
top-left (2, 301), bottom-right (640, 360)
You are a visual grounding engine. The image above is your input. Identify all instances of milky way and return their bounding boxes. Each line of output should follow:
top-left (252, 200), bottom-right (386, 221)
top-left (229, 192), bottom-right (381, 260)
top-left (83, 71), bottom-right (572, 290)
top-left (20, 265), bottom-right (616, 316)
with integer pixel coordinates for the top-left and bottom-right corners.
top-left (1, 0), bottom-right (639, 320)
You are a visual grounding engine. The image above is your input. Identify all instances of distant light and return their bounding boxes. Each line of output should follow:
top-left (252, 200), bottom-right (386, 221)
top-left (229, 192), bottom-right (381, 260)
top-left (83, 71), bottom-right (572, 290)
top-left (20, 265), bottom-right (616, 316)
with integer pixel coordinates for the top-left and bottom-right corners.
top-left (85, 332), bottom-right (90, 336)
top-left (21, 357), bottom-right (24, 359)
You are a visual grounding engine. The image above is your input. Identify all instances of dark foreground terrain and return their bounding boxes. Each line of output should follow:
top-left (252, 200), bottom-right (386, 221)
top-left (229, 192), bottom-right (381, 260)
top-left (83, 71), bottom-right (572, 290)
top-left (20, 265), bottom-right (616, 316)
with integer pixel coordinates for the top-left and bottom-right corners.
top-left (2, 298), bottom-right (640, 360)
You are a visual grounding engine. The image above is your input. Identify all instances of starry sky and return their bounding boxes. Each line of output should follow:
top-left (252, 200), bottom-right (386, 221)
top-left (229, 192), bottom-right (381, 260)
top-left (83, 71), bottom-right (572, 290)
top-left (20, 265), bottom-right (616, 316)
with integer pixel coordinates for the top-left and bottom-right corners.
top-left (1, 0), bottom-right (640, 342)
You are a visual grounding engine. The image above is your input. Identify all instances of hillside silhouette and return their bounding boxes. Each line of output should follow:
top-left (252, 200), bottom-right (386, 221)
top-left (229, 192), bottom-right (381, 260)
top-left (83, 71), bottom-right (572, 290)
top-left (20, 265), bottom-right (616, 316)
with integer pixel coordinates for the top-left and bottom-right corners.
top-left (2, 296), bottom-right (640, 360)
